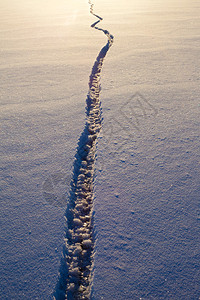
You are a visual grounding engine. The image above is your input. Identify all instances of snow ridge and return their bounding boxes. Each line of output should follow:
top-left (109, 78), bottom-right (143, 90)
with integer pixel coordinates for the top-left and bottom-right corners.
top-left (54, 1), bottom-right (113, 299)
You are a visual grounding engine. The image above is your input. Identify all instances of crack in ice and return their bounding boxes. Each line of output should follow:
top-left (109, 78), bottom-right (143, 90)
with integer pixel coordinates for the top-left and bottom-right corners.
top-left (54, 1), bottom-right (113, 299)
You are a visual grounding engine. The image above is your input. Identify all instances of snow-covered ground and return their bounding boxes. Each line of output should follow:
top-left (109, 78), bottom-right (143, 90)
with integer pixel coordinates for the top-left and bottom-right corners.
top-left (1, 0), bottom-right (199, 299)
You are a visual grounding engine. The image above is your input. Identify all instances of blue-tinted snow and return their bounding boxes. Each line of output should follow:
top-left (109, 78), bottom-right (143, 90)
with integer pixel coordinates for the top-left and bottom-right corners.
top-left (0, 0), bottom-right (199, 299)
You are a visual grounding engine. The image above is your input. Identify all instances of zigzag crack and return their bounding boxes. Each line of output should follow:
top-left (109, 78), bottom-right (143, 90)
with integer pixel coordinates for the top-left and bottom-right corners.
top-left (54, 1), bottom-right (113, 299)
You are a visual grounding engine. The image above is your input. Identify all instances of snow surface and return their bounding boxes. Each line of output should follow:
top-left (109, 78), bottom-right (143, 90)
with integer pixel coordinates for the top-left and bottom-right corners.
top-left (0, 0), bottom-right (200, 299)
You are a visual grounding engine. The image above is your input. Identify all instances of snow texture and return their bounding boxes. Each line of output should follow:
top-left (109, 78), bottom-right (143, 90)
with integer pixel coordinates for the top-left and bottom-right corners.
top-left (0, 0), bottom-right (200, 299)
top-left (54, 2), bottom-right (113, 299)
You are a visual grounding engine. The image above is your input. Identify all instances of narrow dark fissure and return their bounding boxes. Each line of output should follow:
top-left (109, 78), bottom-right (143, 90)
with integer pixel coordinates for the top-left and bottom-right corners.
top-left (54, 1), bottom-right (113, 299)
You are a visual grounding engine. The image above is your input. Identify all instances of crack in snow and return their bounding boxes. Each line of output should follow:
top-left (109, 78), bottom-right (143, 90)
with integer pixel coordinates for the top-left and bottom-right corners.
top-left (54, 1), bottom-right (113, 299)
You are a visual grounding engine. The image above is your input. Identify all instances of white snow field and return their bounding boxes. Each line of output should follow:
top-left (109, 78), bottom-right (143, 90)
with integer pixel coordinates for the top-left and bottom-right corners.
top-left (0, 0), bottom-right (199, 299)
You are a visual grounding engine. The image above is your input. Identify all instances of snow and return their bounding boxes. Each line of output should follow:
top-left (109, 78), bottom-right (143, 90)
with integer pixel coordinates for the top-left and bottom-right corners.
top-left (92, 0), bottom-right (200, 299)
top-left (1, 0), bottom-right (200, 299)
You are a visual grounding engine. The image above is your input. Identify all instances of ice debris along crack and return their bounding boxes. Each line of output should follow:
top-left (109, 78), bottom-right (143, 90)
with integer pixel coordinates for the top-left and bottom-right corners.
top-left (54, 1), bottom-right (113, 299)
